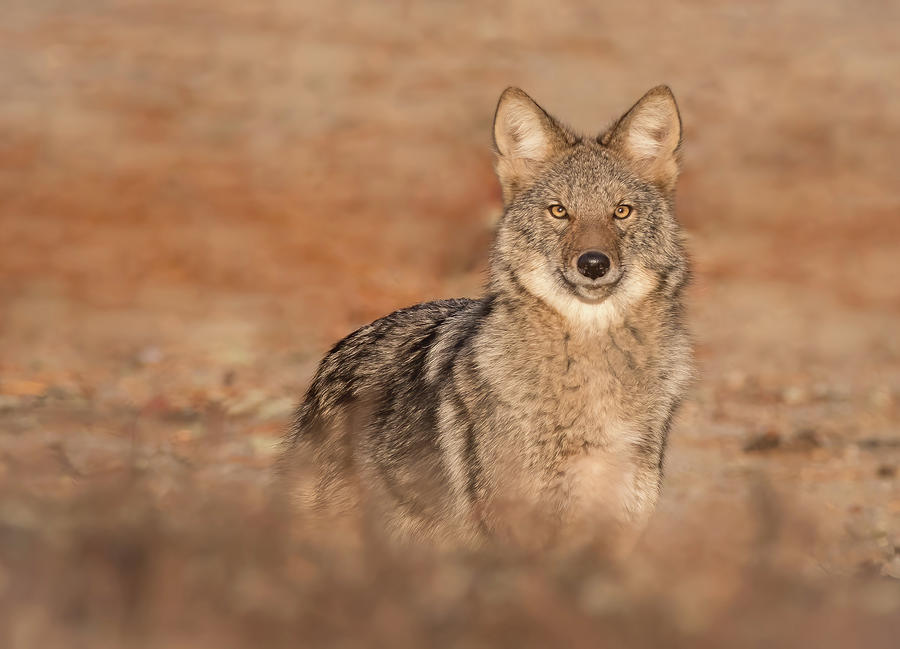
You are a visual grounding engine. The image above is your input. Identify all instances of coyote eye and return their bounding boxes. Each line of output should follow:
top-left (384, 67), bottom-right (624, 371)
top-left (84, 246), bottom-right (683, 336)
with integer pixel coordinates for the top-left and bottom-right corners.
top-left (548, 204), bottom-right (568, 219)
top-left (613, 204), bottom-right (633, 219)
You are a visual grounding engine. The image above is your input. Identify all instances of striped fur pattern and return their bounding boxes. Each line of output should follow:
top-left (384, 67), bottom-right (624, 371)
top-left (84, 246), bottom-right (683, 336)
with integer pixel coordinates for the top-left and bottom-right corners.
top-left (279, 85), bottom-right (693, 549)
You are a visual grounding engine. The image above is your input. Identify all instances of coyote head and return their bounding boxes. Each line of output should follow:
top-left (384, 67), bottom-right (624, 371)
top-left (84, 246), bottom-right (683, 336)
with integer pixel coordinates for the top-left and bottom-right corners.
top-left (490, 85), bottom-right (687, 330)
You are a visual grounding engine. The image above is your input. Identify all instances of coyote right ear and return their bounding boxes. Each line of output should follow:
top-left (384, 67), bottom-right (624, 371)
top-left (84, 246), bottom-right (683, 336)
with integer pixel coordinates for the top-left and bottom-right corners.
top-left (493, 87), bottom-right (569, 203)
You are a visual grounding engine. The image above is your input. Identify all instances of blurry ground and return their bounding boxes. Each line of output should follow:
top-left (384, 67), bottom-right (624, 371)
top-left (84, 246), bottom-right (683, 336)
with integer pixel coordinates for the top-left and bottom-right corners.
top-left (1, 0), bottom-right (899, 647)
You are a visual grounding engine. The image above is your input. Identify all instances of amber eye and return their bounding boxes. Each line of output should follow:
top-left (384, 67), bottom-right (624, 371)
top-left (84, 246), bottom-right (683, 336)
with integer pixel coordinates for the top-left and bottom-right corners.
top-left (613, 204), bottom-right (633, 219)
top-left (548, 204), bottom-right (568, 219)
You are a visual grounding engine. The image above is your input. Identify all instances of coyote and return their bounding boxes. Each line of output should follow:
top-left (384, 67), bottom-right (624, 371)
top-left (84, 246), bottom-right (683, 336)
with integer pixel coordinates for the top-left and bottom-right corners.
top-left (279, 85), bottom-right (692, 549)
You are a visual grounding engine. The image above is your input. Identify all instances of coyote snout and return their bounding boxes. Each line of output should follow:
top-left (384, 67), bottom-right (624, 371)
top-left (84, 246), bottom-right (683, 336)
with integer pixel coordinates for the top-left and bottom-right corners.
top-left (561, 252), bottom-right (622, 302)
top-left (575, 251), bottom-right (611, 280)
top-left (560, 218), bottom-right (624, 298)
top-left (279, 83), bottom-right (693, 551)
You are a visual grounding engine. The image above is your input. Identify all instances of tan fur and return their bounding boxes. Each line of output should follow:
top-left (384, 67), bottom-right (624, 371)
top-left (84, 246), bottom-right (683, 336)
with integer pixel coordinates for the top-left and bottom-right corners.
top-left (279, 84), bottom-right (693, 553)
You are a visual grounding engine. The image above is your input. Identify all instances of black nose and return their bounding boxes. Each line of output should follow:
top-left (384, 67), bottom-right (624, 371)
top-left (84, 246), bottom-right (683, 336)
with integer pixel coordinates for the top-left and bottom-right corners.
top-left (576, 251), bottom-right (611, 280)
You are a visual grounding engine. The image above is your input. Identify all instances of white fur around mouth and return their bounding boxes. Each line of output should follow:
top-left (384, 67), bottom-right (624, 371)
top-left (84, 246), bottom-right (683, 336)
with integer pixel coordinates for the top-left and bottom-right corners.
top-left (557, 271), bottom-right (617, 303)
top-left (520, 264), bottom-right (641, 332)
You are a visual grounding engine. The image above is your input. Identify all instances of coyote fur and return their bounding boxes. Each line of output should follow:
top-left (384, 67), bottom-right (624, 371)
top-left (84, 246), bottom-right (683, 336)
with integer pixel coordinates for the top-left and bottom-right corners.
top-left (279, 85), bottom-right (692, 549)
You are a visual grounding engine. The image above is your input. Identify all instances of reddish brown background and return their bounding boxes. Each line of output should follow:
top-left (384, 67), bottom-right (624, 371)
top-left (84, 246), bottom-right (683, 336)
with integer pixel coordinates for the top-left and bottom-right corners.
top-left (1, 1), bottom-right (899, 647)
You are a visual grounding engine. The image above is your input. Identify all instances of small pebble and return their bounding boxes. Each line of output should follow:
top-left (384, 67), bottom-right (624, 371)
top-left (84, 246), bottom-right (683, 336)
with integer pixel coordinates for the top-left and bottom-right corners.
top-left (743, 430), bottom-right (781, 453)
top-left (724, 370), bottom-right (748, 391)
top-left (787, 428), bottom-right (822, 452)
top-left (137, 346), bottom-right (163, 366)
top-left (869, 386), bottom-right (893, 409)
top-left (781, 385), bottom-right (808, 405)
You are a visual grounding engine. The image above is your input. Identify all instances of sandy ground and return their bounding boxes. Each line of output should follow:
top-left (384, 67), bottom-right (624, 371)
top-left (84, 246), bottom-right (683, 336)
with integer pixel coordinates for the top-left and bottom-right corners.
top-left (1, 1), bottom-right (899, 647)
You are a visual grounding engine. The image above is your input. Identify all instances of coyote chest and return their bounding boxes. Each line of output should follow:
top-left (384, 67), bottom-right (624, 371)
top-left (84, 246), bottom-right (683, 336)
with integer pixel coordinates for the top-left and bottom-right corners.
top-left (478, 324), bottom-right (665, 527)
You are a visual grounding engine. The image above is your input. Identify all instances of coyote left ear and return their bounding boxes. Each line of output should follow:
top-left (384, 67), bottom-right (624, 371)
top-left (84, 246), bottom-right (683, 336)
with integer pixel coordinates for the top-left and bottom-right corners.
top-left (602, 86), bottom-right (682, 192)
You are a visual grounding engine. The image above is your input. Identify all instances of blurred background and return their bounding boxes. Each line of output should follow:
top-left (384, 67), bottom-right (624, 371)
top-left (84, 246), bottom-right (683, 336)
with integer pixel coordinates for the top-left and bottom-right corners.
top-left (1, 1), bottom-right (898, 647)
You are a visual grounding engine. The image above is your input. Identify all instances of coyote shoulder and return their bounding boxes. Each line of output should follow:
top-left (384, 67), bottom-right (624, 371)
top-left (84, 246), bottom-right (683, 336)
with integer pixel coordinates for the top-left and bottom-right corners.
top-left (279, 85), bottom-right (692, 549)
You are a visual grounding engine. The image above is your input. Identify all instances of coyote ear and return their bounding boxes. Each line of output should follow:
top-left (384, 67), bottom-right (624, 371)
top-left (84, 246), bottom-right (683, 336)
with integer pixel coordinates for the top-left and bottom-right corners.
top-left (493, 87), bottom-right (568, 203)
top-left (602, 85), bottom-right (682, 192)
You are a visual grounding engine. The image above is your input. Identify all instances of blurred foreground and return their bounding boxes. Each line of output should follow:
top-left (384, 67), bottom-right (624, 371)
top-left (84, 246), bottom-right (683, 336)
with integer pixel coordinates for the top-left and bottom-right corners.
top-left (1, 0), bottom-right (899, 646)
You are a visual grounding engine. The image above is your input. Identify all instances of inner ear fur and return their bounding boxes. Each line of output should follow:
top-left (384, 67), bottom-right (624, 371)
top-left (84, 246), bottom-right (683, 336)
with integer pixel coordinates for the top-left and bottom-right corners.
top-left (601, 85), bottom-right (682, 192)
top-left (493, 87), bottom-right (572, 203)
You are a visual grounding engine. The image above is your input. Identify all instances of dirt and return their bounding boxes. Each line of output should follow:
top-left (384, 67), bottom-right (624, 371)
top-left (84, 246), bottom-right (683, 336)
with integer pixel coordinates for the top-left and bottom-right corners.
top-left (1, 1), bottom-right (899, 647)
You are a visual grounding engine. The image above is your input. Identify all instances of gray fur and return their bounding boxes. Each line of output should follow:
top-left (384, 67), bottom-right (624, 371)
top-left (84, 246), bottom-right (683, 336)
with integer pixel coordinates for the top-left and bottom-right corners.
top-left (278, 85), bottom-right (693, 549)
